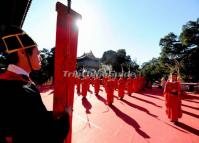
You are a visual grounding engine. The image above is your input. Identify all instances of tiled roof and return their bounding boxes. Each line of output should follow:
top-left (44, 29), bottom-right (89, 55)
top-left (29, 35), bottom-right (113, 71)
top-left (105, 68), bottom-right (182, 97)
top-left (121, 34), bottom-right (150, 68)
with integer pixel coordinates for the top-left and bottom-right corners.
top-left (77, 51), bottom-right (99, 60)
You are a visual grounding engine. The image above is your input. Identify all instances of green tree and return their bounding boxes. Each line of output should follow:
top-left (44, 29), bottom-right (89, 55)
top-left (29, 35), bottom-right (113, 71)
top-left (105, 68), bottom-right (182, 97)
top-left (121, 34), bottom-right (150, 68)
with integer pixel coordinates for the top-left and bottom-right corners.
top-left (101, 49), bottom-right (139, 73)
top-left (180, 18), bottom-right (199, 47)
top-left (159, 18), bottom-right (199, 82)
top-left (159, 32), bottom-right (187, 78)
top-left (179, 18), bottom-right (199, 81)
top-left (141, 58), bottom-right (167, 83)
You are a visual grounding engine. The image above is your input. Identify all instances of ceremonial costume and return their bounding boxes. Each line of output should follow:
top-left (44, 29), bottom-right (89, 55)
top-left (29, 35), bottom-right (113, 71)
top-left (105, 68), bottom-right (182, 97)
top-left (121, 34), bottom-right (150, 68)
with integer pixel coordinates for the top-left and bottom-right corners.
top-left (164, 81), bottom-right (182, 122)
top-left (118, 77), bottom-right (125, 99)
top-left (81, 76), bottom-right (90, 97)
top-left (93, 77), bottom-right (100, 95)
top-left (0, 66), bottom-right (69, 143)
top-left (131, 78), bottom-right (135, 93)
top-left (137, 76), bottom-right (142, 91)
top-left (75, 76), bottom-right (81, 94)
top-left (103, 76), bottom-right (108, 92)
top-left (114, 77), bottom-right (119, 90)
top-left (134, 77), bottom-right (139, 92)
top-left (126, 77), bottom-right (132, 96)
top-left (106, 78), bottom-right (115, 105)
top-left (0, 25), bottom-right (69, 143)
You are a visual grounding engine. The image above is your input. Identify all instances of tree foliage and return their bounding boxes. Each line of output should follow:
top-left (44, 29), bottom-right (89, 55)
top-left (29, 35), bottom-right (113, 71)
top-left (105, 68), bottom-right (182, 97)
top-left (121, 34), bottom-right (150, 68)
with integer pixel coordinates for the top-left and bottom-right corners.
top-left (141, 58), bottom-right (168, 83)
top-left (180, 18), bottom-right (199, 47)
top-left (179, 18), bottom-right (199, 81)
top-left (101, 49), bottom-right (139, 73)
top-left (141, 18), bottom-right (199, 83)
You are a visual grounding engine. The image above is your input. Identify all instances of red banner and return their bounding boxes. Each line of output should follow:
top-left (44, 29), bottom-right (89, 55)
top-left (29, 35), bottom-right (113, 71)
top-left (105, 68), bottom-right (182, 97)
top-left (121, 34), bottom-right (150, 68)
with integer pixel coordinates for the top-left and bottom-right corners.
top-left (53, 2), bottom-right (81, 143)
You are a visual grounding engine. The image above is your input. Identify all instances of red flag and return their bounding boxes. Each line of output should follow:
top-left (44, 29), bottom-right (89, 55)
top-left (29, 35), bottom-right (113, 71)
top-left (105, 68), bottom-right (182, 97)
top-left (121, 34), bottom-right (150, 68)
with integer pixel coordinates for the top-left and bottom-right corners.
top-left (53, 2), bottom-right (81, 143)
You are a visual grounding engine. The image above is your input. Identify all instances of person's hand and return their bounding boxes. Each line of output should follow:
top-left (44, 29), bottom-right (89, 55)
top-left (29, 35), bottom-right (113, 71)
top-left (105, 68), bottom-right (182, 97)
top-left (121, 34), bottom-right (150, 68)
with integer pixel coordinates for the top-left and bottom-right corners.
top-left (54, 111), bottom-right (70, 143)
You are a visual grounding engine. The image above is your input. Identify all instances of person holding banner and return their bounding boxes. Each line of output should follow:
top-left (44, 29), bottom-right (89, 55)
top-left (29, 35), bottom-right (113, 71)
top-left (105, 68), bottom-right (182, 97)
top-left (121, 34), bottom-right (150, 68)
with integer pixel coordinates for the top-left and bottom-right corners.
top-left (81, 71), bottom-right (90, 97)
top-left (118, 75), bottom-right (125, 99)
top-left (103, 75), bottom-right (109, 92)
top-left (75, 73), bottom-right (81, 95)
top-left (93, 74), bottom-right (100, 95)
top-left (106, 76), bottom-right (115, 106)
top-left (114, 76), bottom-right (119, 90)
top-left (163, 71), bottom-right (182, 123)
top-left (0, 25), bottom-right (69, 143)
top-left (126, 74), bottom-right (133, 96)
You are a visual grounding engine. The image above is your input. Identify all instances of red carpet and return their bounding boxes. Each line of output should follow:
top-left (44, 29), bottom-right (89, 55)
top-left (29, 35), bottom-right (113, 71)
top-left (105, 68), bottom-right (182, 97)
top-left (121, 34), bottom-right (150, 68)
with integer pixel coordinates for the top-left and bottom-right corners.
top-left (40, 86), bottom-right (199, 143)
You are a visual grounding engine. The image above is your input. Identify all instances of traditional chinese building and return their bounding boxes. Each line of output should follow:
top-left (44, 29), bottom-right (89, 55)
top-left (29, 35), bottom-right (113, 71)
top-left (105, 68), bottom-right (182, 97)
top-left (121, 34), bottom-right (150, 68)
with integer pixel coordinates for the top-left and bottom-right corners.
top-left (77, 51), bottom-right (100, 72)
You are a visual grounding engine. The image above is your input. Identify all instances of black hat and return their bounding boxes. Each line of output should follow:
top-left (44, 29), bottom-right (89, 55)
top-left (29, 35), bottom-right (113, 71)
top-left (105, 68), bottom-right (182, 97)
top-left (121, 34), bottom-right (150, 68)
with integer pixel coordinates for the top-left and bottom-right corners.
top-left (0, 25), bottom-right (37, 54)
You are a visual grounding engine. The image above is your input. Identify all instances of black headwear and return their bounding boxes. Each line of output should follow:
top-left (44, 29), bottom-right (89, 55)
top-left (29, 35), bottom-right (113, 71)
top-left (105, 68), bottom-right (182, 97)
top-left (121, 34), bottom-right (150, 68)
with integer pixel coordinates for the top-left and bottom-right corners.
top-left (0, 25), bottom-right (37, 54)
top-left (0, 25), bottom-right (37, 71)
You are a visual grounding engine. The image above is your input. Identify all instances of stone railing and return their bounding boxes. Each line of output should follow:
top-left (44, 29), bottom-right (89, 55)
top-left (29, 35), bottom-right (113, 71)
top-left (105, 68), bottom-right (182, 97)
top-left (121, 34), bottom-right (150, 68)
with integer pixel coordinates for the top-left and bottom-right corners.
top-left (181, 82), bottom-right (199, 93)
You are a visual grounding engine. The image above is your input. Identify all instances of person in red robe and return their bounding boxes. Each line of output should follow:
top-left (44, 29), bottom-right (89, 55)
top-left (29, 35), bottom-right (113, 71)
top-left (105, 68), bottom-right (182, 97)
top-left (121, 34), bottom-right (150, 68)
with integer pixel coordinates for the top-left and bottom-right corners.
top-left (106, 76), bottom-right (115, 105)
top-left (114, 76), bottom-right (119, 90)
top-left (164, 71), bottom-right (182, 123)
top-left (81, 72), bottom-right (90, 97)
top-left (141, 76), bottom-right (146, 89)
top-left (126, 74), bottom-right (133, 96)
top-left (118, 75), bottom-right (125, 99)
top-left (137, 75), bottom-right (141, 91)
top-left (75, 74), bottom-right (81, 95)
top-left (88, 74), bottom-right (93, 92)
top-left (93, 75), bottom-right (100, 95)
top-left (131, 76), bottom-right (135, 93)
top-left (103, 75), bottom-right (108, 92)
top-left (133, 76), bottom-right (138, 92)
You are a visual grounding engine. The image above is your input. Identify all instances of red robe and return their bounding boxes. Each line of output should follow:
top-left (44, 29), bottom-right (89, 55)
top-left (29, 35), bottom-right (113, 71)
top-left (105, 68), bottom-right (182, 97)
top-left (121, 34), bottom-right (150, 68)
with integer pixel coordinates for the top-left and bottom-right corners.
top-left (134, 77), bottom-right (139, 92)
top-left (114, 78), bottom-right (119, 90)
top-left (103, 76), bottom-right (108, 92)
top-left (81, 76), bottom-right (90, 97)
top-left (137, 76), bottom-right (141, 91)
top-left (126, 77), bottom-right (132, 95)
top-left (86, 76), bottom-right (91, 92)
top-left (118, 77), bottom-right (125, 98)
top-left (0, 71), bottom-right (31, 82)
top-left (141, 77), bottom-right (145, 89)
top-left (75, 76), bottom-right (81, 94)
top-left (164, 81), bottom-right (182, 121)
top-left (89, 77), bottom-right (94, 90)
top-left (106, 79), bottom-right (115, 105)
top-left (131, 78), bottom-right (135, 93)
top-left (93, 77), bottom-right (100, 95)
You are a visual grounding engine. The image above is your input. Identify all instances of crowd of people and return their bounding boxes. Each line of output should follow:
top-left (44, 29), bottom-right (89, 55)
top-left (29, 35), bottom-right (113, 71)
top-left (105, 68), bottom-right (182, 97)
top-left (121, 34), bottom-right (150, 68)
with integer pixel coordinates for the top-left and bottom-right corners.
top-left (74, 71), bottom-right (183, 123)
top-left (74, 72), bottom-right (146, 105)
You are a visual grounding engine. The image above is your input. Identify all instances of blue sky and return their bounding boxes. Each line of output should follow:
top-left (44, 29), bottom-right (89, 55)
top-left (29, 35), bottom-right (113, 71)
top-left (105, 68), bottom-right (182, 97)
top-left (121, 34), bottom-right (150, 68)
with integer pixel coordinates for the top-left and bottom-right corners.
top-left (23, 0), bottom-right (199, 65)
